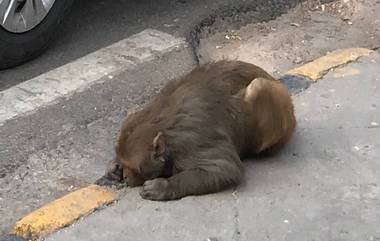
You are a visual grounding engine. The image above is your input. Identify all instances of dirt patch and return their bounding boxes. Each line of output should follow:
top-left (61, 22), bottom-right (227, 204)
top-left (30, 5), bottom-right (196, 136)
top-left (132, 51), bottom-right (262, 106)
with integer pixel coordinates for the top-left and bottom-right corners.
top-left (196, 0), bottom-right (380, 77)
top-left (187, 0), bottom-right (311, 63)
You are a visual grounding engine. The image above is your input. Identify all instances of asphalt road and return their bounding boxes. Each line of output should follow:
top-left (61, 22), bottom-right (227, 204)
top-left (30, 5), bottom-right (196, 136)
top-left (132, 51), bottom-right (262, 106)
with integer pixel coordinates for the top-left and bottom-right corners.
top-left (0, 0), bottom-right (220, 90)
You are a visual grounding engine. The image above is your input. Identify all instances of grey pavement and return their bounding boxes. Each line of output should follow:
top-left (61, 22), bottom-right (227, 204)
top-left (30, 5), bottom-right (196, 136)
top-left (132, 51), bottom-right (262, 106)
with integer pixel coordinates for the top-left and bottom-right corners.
top-left (43, 54), bottom-right (380, 241)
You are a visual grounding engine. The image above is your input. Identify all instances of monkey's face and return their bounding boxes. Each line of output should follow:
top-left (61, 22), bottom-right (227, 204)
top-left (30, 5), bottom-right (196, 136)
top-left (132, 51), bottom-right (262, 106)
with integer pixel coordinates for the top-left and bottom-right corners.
top-left (112, 126), bottom-right (169, 187)
top-left (120, 150), bottom-right (165, 187)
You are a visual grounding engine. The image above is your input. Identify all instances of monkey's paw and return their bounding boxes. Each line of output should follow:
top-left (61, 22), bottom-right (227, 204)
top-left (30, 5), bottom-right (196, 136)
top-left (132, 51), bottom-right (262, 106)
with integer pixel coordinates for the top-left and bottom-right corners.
top-left (140, 178), bottom-right (175, 201)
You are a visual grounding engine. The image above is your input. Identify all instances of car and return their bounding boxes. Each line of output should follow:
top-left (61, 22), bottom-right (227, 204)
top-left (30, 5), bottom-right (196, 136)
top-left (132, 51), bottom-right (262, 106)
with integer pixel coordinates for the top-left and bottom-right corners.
top-left (0, 0), bottom-right (73, 69)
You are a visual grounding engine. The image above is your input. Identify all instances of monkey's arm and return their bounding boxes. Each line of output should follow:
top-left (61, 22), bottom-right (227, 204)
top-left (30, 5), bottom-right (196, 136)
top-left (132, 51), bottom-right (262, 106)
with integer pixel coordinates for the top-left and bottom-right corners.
top-left (140, 156), bottom-right (243, 201)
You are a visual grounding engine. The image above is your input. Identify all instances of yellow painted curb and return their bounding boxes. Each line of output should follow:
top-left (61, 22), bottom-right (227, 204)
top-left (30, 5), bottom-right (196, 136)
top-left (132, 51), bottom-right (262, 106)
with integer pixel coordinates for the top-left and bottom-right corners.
top-left (11, 184), bottom-right (116, 240)
top-left (287, 48), bottom-right (373, 81)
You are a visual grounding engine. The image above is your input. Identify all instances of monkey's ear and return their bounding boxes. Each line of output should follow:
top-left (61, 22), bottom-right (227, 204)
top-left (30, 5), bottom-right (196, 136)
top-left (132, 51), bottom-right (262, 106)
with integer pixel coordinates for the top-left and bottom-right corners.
top-left (153, 132), bottom-right (165, 156)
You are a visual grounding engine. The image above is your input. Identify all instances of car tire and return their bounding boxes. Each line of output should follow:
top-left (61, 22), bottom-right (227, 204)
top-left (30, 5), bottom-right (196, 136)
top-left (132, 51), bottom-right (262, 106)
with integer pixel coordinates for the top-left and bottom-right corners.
top-left (0, 0), bottom-right (74, 70)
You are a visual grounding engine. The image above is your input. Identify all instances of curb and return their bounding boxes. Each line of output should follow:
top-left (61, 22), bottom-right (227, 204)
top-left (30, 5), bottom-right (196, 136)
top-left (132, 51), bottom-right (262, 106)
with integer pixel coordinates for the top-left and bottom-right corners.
top-left (287, 48), bottom-right (373, 81)
top-left (0, 29), bottom-right (186, 126)
top-left (7, 185), bottom-right (116, 241)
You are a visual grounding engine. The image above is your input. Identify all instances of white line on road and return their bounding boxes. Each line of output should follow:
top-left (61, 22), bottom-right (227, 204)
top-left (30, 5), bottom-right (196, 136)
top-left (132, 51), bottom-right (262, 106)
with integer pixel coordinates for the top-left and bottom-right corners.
top-left (0, 29), bottom-right (186, 126)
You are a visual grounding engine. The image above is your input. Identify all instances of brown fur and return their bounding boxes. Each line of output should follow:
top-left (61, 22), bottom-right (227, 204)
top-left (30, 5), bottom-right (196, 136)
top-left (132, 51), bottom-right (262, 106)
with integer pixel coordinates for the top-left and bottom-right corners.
top-left (106, 60), bottom-right (296, 200)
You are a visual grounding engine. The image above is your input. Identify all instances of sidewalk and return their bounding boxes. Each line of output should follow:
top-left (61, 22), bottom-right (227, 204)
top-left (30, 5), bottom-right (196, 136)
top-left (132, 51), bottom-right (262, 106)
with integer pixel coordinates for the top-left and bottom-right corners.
top-left (37, 51), bottom-right (380, 241)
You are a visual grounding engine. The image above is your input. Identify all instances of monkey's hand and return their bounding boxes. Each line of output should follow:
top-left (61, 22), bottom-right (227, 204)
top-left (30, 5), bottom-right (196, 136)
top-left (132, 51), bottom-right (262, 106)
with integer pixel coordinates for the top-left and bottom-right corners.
top-left (140, 178), bottom-right (176, 201)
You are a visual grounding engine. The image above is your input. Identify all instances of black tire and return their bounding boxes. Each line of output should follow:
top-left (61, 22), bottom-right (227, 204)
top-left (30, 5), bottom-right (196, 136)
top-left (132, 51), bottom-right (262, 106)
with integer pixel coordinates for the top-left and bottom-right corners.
top-left (0, 0), bottom-right (74, 70)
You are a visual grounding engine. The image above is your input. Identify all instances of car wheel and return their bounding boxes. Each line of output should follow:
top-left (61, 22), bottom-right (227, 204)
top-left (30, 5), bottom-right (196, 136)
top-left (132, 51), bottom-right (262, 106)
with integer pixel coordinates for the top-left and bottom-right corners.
top-left (0, 0), bottom-right (73, 70)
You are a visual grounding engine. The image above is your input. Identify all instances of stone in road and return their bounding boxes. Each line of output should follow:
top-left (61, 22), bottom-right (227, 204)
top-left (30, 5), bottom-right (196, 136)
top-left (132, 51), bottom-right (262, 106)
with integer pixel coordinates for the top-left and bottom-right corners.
top-left (44, 53), bottom-right (380, 241)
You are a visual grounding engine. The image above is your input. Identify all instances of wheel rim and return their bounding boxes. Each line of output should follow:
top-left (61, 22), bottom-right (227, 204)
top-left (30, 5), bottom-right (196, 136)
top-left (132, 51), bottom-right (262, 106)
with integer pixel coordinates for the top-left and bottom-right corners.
top-left (0, 0), bottom-right (56, 33)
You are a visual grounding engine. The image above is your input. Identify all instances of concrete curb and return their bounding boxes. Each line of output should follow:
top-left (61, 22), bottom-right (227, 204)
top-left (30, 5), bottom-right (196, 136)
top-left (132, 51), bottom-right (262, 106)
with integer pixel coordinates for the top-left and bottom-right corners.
top-left (8, 185), bottom-right (116, 240)
top-left (287, 48), bottom-right (374, 81)
top-left (0, 29), bottom-right (186, 126)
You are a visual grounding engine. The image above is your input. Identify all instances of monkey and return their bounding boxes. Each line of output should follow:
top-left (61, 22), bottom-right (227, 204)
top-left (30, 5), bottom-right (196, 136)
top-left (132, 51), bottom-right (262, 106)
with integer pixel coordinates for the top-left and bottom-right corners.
top-left (101, 60), bottom-right (296, 201)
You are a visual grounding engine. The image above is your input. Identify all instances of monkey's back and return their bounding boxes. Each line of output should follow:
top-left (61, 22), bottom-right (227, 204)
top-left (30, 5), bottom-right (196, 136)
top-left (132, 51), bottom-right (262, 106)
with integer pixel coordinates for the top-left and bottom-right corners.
top-left (122, 60), bottom-right (292, 162)
top-left (146, 61), bottom-right (277, 158)
top-left (160, 60), bottom-right (276, 97)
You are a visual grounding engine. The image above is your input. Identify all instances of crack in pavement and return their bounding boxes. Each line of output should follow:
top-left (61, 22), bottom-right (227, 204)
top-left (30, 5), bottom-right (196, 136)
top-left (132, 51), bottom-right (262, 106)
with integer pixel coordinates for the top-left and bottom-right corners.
top-left (232, 189), bottom-right (241, 241)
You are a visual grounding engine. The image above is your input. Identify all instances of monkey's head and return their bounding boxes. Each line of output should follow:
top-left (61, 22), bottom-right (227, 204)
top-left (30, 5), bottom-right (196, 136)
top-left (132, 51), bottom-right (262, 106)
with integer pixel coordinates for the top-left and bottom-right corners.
top-left (108, 124), bottom-right (171, 187)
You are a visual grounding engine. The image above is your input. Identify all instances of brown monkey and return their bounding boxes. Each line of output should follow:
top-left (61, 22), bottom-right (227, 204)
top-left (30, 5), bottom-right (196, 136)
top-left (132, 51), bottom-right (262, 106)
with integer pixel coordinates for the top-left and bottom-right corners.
top-left (105, 60), bottom-right (296, 200)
